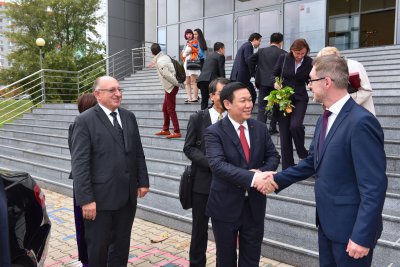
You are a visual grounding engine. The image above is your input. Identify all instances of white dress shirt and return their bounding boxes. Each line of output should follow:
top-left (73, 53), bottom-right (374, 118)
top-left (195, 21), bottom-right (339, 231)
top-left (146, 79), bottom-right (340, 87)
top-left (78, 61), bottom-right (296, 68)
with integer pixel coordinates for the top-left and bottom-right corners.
top-left (98, 103), bottom-right (123, 128)
top-left (209, 107), bottom-right (227, 124)
top-left (325, 94), bottom-right (350, 136)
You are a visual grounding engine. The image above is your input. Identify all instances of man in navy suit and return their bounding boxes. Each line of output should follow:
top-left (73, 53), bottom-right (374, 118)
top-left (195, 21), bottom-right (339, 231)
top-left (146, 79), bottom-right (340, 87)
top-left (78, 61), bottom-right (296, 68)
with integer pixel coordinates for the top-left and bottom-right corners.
top-left (230, 33), bottom-right (262, 105)
top-left (204, 82), bottom-right (280, 266)
top-left (266, 55), bottom-right (387, 266)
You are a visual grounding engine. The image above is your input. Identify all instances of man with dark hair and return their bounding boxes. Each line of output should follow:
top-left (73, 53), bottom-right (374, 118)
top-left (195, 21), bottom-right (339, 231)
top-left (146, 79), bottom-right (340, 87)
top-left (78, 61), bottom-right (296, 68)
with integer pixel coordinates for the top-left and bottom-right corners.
top-left (150, 43), bottom-right (181, 139)
top-left (230, 33), bottom-right (262, 105)
top-left (197, 42), bottom-right (226, 110)
top-left (267, 55), bottom-right (387, 266)
top-left (204, 81), bottom-right (280, 266)
top-left (183, 77), bottom-right (229, 266)
top-left (248, 32), bottom-right (286, 134)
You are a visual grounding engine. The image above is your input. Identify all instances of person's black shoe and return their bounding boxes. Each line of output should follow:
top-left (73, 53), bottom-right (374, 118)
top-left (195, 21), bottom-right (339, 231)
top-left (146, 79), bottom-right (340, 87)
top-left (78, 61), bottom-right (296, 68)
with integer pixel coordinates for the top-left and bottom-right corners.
top-left (268, 128), bottom-right (279, 135)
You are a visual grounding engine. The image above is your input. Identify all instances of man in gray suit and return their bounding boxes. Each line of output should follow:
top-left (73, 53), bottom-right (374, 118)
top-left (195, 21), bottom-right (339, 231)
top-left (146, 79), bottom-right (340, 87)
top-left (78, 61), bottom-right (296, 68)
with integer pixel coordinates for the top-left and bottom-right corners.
top-left (71, 76), bottom-right (150, 267)
top-left (197, 42), bottom-right (226, 110)
top-left (248, 32), bottom-right (286, 134)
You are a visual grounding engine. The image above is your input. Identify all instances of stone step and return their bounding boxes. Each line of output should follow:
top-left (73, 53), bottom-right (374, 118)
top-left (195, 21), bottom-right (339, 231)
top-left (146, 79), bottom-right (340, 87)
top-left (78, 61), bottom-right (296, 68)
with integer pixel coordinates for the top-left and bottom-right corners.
top-left (0, 155), bottom-right (71, 183)
top-left (0, 129), bottom-right (67, 145)
top-left (3, 123), bottom-right (67, 136)
top-left (0, 135), bottom-right (70, 156)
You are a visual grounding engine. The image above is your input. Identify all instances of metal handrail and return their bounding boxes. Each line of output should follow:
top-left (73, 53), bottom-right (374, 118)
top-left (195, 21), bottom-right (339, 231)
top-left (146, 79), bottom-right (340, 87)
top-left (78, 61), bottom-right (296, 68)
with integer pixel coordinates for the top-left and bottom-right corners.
top-left (0, 42), bottom-right (158, 125)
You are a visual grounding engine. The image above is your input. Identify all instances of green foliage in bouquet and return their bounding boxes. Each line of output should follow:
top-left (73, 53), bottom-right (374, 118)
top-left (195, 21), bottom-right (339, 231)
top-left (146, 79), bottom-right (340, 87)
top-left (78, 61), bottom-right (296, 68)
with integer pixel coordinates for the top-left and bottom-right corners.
top-left (264, 77), bottom-right (295, 116)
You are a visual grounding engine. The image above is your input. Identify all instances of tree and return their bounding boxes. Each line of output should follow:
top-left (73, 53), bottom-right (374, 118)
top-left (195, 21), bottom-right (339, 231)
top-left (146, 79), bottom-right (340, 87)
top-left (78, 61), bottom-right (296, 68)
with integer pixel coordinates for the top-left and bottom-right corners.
top-left (0, 0), bottom-right (105, 102)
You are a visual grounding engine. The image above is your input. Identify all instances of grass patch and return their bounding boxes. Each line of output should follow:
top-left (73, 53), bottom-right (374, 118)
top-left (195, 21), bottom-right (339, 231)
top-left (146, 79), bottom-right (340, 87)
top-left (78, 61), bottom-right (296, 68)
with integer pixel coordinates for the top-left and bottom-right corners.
top-left (0, 99), bottom-right (34, 127)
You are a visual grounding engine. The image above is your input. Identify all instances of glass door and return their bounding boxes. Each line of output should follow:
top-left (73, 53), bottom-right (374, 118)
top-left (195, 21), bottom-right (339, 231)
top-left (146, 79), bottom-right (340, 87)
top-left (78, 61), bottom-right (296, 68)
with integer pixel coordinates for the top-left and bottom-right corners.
top-left (234, 7), bottom-right (282, 57)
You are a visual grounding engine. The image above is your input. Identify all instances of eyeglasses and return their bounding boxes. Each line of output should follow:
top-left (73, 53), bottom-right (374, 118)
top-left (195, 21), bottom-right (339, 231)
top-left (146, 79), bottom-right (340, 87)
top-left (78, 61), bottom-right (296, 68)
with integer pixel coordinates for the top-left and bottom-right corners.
top-left (307, 77), bottom-right (335, 85)
top-left (97, 88), bottom-right (124, 94)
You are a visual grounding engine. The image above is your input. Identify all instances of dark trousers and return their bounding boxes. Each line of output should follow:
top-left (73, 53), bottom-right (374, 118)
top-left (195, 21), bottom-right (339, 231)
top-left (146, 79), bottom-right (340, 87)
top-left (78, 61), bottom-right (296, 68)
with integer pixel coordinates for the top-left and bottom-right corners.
top-left (278, 100), bottom-right (308, 170)
top-left (257, 85), bottom-right (277, 129)
top-left (84, 201), bottom-right (136, 267)
top-left (73, 191), bottom-right (88, 265)
top-left (162, 86), bottom-right (180, 133)
top-left (197, 81), bottom-right (210, 110)
top-left (211, 199), bottom-right (264, 267)
top-left (189, 192), bottom-right (210, 267)
top-left (318, 226), bottom-right (373, 267)
top-left (247, 81), bottom-right (257, 106)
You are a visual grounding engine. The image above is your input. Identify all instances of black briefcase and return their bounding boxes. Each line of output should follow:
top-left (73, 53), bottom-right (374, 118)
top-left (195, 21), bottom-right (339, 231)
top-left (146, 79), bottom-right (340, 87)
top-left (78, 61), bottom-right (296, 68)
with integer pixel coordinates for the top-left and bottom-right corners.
top-left (179, 165), bottom-right (193, 210)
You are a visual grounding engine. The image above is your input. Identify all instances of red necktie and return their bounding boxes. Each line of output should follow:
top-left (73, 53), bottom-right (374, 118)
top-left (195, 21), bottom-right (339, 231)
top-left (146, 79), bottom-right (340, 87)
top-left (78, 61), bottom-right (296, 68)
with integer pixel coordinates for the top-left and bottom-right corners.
top-left (318, 110), bottom-right (332, 157)
top-left (239, 125), bottom-right (250, 163)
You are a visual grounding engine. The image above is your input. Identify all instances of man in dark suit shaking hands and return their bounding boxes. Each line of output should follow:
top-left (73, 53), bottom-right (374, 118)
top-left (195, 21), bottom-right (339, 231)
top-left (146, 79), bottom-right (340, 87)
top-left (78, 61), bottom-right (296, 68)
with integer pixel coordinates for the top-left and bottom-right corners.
top-left (267, 55), bottom-right (387, 266)
top-left (204, 82), bottom-right (280, 266)
top-left (71, 76), bottom-right (150, 267)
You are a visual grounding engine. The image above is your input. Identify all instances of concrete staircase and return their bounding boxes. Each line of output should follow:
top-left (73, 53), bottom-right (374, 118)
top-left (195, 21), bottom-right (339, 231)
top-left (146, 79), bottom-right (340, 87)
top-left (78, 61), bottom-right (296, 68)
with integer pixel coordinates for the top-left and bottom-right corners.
top-left (0, 45), bottom-right (399, 266)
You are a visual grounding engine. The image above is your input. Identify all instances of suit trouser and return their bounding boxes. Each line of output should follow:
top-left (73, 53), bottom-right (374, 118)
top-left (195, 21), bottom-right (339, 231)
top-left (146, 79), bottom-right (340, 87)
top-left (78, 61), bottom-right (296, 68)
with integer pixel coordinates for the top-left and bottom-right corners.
top-left (211, 198), bottom-right (264, 267)
top-left (84, 201), bottom-right (136, 267)
top-left (197, 81), bottom-right (210, 110)
top-left (257, 85), bottom-right (278, 129)
top-left (318, 226), bottom-right (373, 267)
top-left (189, 192), bottom-right (210, 267)
top-left (278, 100), bottom-right (308, 170)
top-left (163, 86), bottom-right (180, 133)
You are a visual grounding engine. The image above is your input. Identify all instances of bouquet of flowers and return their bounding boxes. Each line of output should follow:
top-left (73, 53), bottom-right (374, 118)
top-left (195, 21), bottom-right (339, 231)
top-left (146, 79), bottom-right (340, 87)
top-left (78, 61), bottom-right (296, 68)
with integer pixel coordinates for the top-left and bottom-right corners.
top-left (265, 77), bottom-right (295, 116)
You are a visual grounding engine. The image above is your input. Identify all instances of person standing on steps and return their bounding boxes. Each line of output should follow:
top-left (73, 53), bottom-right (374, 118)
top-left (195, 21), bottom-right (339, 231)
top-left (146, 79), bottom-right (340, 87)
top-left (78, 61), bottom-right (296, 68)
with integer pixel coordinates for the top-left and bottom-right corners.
top-left (182, 29), bottom-right (201, 103)
top-left (197, 42), bottom-right (226, 110)
top-left (248, 32), bottom-right (286, 135)
top-left (150, 43), bottom-right (182, 139)
top-left (194, 28), bottom-right (208, 70)
top-left (230, 32), bottom-right (262, 106)
top-left (183, 77), bottom-right (229, 266)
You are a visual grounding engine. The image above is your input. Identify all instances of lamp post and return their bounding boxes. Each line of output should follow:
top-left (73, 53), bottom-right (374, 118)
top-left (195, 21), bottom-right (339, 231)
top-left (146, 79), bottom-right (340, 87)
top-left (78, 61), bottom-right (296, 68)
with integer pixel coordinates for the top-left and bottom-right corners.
top-left (35, 38), bottom-right (45, 103)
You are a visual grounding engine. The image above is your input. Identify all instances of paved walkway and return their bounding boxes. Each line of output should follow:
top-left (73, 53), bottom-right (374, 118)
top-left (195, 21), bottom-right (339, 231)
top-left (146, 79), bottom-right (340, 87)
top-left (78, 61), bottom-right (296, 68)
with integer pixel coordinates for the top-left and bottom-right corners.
top-left (44, 189), bottom-right (294, 267)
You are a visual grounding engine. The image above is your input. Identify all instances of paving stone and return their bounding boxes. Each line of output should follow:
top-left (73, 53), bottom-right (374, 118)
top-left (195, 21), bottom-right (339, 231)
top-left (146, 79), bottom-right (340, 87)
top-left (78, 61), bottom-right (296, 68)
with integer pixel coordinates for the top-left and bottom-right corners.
top-left (43, 189), bottom-right (294, 266)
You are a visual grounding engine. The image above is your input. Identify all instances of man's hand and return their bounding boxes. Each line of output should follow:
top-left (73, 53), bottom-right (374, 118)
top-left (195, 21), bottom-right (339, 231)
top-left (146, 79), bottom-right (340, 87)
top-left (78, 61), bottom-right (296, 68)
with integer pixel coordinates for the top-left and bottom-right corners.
top-left (253, 171), bottom-right (277, 195)
top-left (137, 187), bottom-right (150, 198)
top-left (148, 61), bottom-right (155, 68)
top-left (346, 239), bottom-right (370, 259)
top-left (274, 82), bottom-right (282, 90)
top-left (82, 201), bottom-right (96, 221)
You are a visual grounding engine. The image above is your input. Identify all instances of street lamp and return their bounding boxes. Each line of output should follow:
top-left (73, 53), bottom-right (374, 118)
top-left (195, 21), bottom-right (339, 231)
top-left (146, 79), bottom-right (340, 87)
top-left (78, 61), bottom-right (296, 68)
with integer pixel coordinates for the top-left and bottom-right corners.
top-left (35, 38), bottom-right (45, 70)
top-left (35, 38), bottom-right (46, 102)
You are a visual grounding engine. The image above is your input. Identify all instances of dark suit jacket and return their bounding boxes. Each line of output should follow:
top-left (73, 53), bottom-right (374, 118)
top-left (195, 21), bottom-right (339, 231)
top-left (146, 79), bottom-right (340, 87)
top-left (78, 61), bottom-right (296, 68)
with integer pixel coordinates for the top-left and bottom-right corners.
top-left (204, 117), bottom-right (280, 223)
top-left (197, 52), bottom-right (225, 83)
top-left (183, 109), bottom-right (212, 194)
top-left (248, 45), bottom-right (287, 87)
top-left (271, 53), bottom-right (312, 101)
top-left (230, 42), bottom-right (254, 83)
top-left (70, 104), bottom-right (149, 210)
top-left (274, 98), bottom-right (387, 248)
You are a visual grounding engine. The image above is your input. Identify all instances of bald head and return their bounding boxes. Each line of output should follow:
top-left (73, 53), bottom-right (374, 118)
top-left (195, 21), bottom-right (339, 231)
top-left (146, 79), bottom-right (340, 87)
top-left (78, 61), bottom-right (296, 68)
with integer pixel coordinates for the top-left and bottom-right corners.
top-left (92, 76), bottom-right (122, 111)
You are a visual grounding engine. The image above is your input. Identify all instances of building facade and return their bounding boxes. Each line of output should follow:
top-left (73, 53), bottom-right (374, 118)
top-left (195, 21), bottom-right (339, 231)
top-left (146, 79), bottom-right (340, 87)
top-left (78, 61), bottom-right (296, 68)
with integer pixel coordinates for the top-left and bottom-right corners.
top-left (147, 0), bottom-right (399, 60)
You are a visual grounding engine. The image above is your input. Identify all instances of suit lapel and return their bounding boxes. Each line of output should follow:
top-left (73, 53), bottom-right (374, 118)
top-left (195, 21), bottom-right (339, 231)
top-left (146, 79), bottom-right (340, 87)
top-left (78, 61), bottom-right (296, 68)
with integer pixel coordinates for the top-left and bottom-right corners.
top-left (203, 109), bottom-right (212, 128)
top-left (248, 120), bottom-right (256, 164)
top-left (94, 104), bottom-right (125, 150)
top-left (317, 99), bottom-right (355, 167)
top-left (221, 117), bottom-right (247, 164)
top-left (120, 109), bottom-right (128, 151)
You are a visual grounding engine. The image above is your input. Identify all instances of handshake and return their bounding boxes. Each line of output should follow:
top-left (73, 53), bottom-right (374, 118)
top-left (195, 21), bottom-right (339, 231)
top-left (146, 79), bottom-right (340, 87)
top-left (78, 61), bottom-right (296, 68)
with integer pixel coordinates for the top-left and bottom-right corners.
top-left (251, 170), bottom-right (279, 195)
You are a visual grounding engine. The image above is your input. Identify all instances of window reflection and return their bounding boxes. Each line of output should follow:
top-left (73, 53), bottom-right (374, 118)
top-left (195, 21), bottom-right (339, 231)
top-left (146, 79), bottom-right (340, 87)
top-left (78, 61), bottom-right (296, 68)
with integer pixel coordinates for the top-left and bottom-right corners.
top-left (205, 15), bottom-right (234, 60)
top-left (180, 0), bottom-right (203, 22)
top-left (158, 0), bottom-right (166, 26)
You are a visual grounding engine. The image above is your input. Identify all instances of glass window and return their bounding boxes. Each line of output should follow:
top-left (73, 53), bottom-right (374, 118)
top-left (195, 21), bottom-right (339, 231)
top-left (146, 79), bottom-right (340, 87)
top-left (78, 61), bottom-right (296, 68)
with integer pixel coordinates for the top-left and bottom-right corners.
top-left (259, 10), bottom-right (281, 48)
top-left (360, 0), bottom-right (395, 12)
top-left (235, 0), bottom-right (280, 12)
top-left (158, 27), bottom-right (166, 51)
top-left (167, 24), bottom-right (180, 59)
top-left (167, 0), bottom-right (179, 24)
top-left (158, 0), bottom-right (166, 26)
top-left (180, 0), bottom-right (203, 22)
top-left (205, 0), bottom-right (233, 17)
top-left (284, 0), bottom-right (326, 53)
top-left (205, 14), bottom-right (234, 60)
